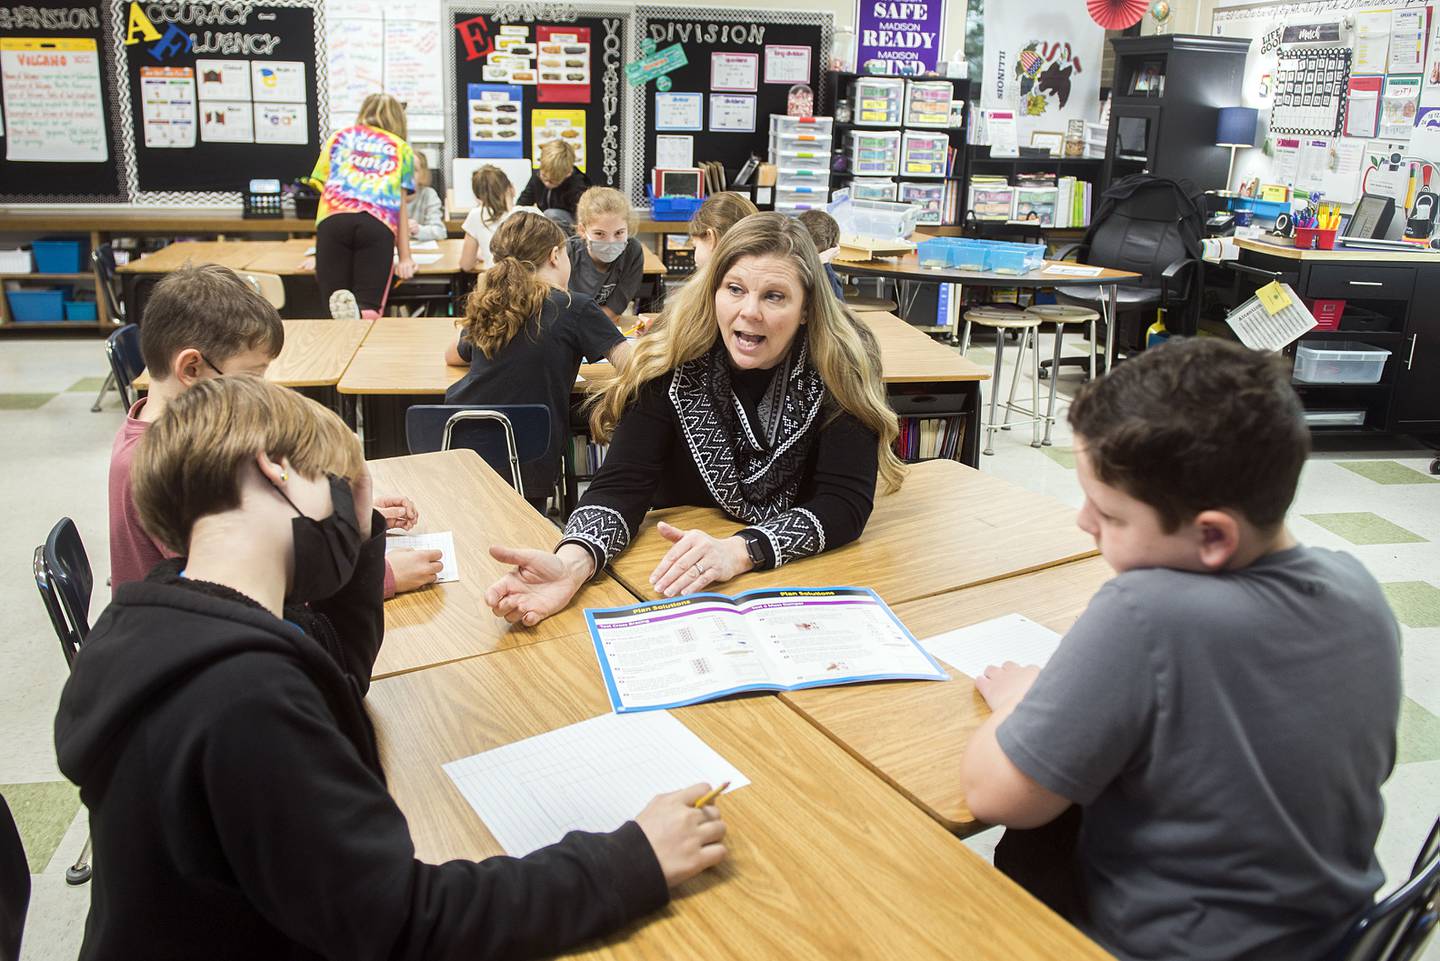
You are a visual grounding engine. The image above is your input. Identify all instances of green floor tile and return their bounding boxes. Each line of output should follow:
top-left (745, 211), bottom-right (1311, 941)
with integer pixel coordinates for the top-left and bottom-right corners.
top-left (1302, 512), bottom-right (1427, 546)
top-left (1, 781), bottom-right (81, 873)
top-left (1337, 461), bottom-right (1440, 485)
top-left (1382, 581), bottom-right (1440, 628)
top-left (1039, 445), bottom-right (1077, 469)
top-left (66, 376), bottom-right (109, 393)
top-left (1397, 697), bottom-right (1440, 765)
top-left (0, 393), bottom-right (56, 410)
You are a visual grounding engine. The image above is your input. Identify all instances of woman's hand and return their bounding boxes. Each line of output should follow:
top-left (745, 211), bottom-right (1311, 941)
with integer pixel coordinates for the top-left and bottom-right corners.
top-left (483, 543), bottom-right (592, 626)
top-left (649, 522), bottom-right (753, 597)
top-left (396, 257), bottom-right (418, 281)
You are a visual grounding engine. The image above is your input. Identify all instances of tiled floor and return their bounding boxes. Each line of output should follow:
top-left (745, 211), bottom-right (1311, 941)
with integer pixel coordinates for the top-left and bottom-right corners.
top-left (2, 336), bottom-right (1437, 959)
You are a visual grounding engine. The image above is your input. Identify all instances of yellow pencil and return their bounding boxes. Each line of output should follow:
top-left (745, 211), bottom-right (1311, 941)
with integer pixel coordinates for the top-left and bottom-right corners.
top-left (693, 782), bottom-right (730, 808)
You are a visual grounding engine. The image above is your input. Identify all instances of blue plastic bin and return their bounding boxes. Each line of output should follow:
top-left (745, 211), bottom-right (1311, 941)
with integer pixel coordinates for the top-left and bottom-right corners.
top-left (31, 240), bottom-right (83, 274)
top-left (64, 299), bottom-right (98, 321)
top-left (1230, 197), bottom-right (1289, 223)
top-left (647, 190), bottom-right (705, 222)
top-left (984, 241), bottom-right (1046, 274)
top-left (917, 237), bottom-right (963, 268)
top-left (7, 289), bottom-right (66, 322)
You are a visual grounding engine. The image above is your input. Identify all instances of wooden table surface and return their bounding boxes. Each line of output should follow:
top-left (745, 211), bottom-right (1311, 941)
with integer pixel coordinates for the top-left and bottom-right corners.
top-left (338, 311), bottom-right (984, 397)
top-left (1234, 236), bottom-right (1440, 263)
top-left (782, 555), bottom-right (1114, 835)
top-left (834, 252), bottom-right (1140, 289)
top-left (132, 318), bottom-right (372, 391)
top-left (608, 458), bottom-right (1097, 607)
top-left (116, 239), bottom-right (293, 273)
top-left (368, 449), bottom-right (637, 678)
top-left (367, 632), bottom-right (1113, 960)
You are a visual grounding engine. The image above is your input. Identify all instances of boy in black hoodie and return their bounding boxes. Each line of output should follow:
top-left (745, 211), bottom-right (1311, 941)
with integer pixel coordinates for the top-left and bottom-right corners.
top-left (55, 375), bottom-right (728, 961)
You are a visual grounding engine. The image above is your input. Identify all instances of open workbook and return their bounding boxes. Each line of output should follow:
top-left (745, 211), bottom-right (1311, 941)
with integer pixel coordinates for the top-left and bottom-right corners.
top-left (585, 587), bottom-right (948, 713)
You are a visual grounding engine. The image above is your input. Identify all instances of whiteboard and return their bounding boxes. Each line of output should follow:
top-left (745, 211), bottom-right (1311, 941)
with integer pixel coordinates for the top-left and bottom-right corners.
top-left (325, 0), bottom-right (445, 138)
top-left (449, 156), bottom-right (534, 214)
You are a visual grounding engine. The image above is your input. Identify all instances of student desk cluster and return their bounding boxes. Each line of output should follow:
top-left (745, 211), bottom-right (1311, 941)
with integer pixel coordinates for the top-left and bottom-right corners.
top-left (366, 447), bottom-right (1112, 959)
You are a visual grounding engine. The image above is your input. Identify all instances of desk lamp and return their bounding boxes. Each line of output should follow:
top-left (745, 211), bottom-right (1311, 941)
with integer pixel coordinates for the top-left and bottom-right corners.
top-left (1216, 107), bottom-right (1258, 193)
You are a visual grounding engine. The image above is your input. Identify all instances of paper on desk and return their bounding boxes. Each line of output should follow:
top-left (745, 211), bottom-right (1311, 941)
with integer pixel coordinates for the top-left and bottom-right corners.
top-left (443, 710), bottom-right (749, 856)
top-left (1042, 264), bottom-right (1103, 277)
top-left (921, 613), bottom-right (1063, 679)
top-left (396, 252), bottom-right (444, 265)
top-left (304, 245), bottom-right (316, 255)
top-left (410, 239), bottom-right (440, 250)
top-left (385, 531), bottom-right (459, 582)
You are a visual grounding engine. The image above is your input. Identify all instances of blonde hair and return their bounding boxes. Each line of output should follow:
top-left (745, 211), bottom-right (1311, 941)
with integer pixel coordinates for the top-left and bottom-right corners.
top-left (576, 186), bottom-right (630, 230)
top-left (413, 150), bottom-right (431, 189)
top-left (458, 211), bottom-right (565, 359)
top-left (356, 93), bottom-right (407, 141)
top-left (586, 212), bottom-right (904, 493)
top-left (134, 375), bottom-right (365, 554)
top-left (471, 164), bottom-right (512, 224)
top-left (688, 192), bottom-right (758, 245)
top-left (538, 139), bottom-right (575, 184)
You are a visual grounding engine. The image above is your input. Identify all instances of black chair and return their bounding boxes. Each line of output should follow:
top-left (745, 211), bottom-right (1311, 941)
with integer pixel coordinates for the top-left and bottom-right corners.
top-left (89, 244), bottom-right (129, 412)
top-left (405, 404), bottom-right (552, 497)
top-left (1325, 816), bottom-right (1440, 961)
top-left (104, 324), bottom-right (145, 413)
top-left (0, 794), bottom-right (28, 961)
top-left (1047, 173), bottom-right (1205, 377)
top-left (32, 518), bottom-right (95, 884)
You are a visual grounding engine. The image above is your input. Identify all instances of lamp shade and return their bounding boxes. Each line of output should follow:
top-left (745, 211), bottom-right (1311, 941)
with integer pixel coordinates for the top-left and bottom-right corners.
top-left (1216, 107), bottom-right (1258, 148)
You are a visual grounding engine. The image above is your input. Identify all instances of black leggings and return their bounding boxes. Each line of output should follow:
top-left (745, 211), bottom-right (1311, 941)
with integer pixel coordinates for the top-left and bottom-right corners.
top-left (315, 212), bottom-right (394, 312)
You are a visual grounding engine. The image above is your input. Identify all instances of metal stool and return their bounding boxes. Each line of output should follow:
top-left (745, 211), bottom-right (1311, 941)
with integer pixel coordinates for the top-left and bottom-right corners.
top-left (961, 306), bottom-right (1044, 456)
top-left (1023, 304), bottom-right (1101, 446)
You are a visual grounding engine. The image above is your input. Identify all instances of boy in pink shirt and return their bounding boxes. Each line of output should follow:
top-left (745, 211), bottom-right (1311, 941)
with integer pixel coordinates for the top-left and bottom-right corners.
top-left (109, 264), bottom-right (442, 595)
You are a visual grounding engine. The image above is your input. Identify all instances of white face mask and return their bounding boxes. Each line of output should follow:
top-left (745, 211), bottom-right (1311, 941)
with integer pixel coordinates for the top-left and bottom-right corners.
top-left (588, 239), bottom-right (627, 264)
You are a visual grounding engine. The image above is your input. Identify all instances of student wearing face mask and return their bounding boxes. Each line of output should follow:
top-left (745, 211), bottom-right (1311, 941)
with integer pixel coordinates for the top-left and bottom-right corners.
top-left (55, 375), bottom-right (729, 960)
top-left (485, 213), bottom-right (904, 626)
top-left (567, 186), bottom-right (646, 323)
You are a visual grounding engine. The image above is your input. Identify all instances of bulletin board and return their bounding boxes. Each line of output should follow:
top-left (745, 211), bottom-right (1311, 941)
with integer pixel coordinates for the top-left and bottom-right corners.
top-left (1213, 0), bottom-right (1439, 221)
top-left (0, 0), bottom-right (128, 202)
top-left (111, 0), bottom-right (326, 203)
top-left (444, 2), bottom-right (632, 193)
top-left (629, 5), bottom-right (832, 207)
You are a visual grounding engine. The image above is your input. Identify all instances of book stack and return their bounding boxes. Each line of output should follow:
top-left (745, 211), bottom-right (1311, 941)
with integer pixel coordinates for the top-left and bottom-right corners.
top-left (571, 435), bottom-right (609, 477)
top-left (894, 416), bottom-right (964, 461)
top-left (1053, 176), bottom-right (1093, 228)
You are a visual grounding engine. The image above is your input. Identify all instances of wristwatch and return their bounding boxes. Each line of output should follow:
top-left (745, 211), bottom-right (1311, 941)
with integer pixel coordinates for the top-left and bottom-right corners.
top-left (736, 529), bottom-right (769, 570)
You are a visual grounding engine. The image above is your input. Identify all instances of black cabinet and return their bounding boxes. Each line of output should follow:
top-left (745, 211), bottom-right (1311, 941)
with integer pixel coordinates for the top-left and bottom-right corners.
top-left (1392, 264), bottom-right (1440, 432)
top-left (1103, 35), bottom-right (1251, 192)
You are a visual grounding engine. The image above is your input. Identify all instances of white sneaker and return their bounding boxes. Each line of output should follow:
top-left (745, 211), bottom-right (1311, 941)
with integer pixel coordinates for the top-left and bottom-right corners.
top-left (329, 289), bottom-right (360, 320)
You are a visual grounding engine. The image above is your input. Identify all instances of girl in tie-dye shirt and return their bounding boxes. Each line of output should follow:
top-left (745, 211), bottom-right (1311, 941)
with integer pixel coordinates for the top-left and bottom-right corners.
top-left (310, 93), bottom-right (416, 318)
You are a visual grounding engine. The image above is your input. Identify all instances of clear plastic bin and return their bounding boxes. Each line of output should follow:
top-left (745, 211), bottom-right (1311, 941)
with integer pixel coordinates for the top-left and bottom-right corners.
top-left (769, 115), bottom-right (834, 136)
top-left (846, 130), bottom-right (901, 177)
top-left (851, 77), bottom-right (904, 126)
top-left (1303, 409), bottom-right (1367, 427)
top-left (1292, 341), bottom-right (1392, 384)
top-left (850, 178), bottom-right (897, 202)
top-left (827, 192), bottom-right (921, 241)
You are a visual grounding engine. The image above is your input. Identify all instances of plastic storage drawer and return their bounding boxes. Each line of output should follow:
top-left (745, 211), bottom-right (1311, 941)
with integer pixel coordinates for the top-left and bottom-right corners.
top-left (769, 115), bottom-right (834, 136)
top-left (1292, 341), bottom-right (1392, 384)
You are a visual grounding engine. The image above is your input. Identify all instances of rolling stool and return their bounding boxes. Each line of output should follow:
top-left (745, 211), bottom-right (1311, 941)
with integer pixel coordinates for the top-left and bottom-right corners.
top-left (1023, 304), bottom-right (1101, 447)
top-left (961, 305), bottom-right (1044, 456)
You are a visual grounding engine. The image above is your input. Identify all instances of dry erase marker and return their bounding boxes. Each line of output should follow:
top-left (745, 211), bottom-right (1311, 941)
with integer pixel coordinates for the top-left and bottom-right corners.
top-left (694, 782), bottom-right (730, 808)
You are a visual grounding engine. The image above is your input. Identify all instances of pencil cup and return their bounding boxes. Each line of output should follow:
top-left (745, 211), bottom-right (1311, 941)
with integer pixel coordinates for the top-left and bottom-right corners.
top-left (1294, 227), bottom-right (1337, 251)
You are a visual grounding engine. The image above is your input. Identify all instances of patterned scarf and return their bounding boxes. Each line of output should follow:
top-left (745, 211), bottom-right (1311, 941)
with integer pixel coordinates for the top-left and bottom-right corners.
top-left (669, 338), bottom-right (827, 524)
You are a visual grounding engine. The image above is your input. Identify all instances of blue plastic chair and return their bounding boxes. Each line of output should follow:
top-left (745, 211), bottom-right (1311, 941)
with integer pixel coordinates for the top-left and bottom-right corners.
top-left (1325, 816), bottom-right (1440, 961)
top-left (89, 245), bottom-right (129, 412)
top-left (105, 324), bottom-right (144, 412)
top-left (404, 404), bottom-right (551, 494)
top-left (31, 518), bottom-right (95, 884)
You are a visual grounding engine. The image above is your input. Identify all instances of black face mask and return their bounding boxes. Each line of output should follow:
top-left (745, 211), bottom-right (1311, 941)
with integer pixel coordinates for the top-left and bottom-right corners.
top-left (271, 474), bottom-right (364, 603)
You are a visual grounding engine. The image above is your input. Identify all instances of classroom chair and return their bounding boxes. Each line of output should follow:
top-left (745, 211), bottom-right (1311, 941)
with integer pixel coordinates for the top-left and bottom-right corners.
top-left (237, 272), bottom-right (285, 311)
top-left (960, 305), bottom-right (1043, 456)
top-left (1324, 815), bottom-right (1440, 961)
top-left (404, 404), bottom-right (551, 496)
top-left (31, 518), bottom-right (95, 885)
top-left (89, 244), bottom-right (127, 413)
top-left (0, 794), bottom-right (26, 961)
top-left (104, 325), bottom-right (144, 413)
top-left (1022, 304), bottom-right (1100, 445)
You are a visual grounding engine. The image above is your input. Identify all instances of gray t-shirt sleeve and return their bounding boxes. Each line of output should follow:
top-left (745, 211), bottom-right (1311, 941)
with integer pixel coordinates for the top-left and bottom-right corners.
top-left (456, 336), bottom-right (473, 363)
top-left (607, 239), bottom-right (645, 314)
top-left (997, 578), bottom-right (1156, 805)
top-left (570, 296), bottom-right (626, 362)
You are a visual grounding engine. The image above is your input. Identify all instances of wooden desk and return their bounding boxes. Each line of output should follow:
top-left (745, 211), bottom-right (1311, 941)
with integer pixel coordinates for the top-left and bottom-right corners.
top-left (640, 245), bottom-right (666, 276)
top-left (1233, 236), bottom-right (1440, 263)
top-left (116, 239), bottom-right (291, 273)
top-left (367, 449), bottom-right (637, 678)
top-left (133, 318), bottom-right (372, 391)
top-left (782, 555), bottom-right (1113, 835)
top-left (609, 459), bottom-right (1097, 607)
top-left (367, 633), bottom-right (1112, 960)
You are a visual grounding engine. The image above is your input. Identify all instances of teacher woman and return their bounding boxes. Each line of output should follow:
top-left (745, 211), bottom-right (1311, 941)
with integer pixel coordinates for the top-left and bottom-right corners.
top-left (484, 212), bottom-right (904, 625)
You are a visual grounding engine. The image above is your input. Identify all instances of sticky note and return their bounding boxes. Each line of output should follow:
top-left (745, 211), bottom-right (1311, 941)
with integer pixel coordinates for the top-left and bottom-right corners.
top-left (1257, 281), bottom-right (1292, 315)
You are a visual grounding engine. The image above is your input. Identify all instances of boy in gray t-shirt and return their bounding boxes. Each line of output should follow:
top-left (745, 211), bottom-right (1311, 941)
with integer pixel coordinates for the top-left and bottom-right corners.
top-left (959, 338), bottom-right (1401, 961)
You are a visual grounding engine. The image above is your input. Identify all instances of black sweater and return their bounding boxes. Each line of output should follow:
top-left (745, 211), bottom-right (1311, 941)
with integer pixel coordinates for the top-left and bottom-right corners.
top-left (561, 368), bottom-right (879, 573)
top-left (516, 168), bottom-right (590, 217)
top-left (54, 515), bottom-right (667, 961)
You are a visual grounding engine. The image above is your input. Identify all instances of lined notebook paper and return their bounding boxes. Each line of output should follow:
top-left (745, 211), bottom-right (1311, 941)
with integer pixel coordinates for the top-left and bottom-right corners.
top-left (442, 711), bottom-right (748, 856)
top-left (385, 531), bottom-right (459, 582)
top-left (921, 613), bottom-right (1063, 679)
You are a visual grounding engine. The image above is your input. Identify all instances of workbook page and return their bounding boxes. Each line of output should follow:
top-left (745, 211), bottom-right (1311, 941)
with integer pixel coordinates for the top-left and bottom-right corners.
top-left (443, 711), bottom-right (748, 856)
top-left (736, 587), bottom-right (947, 688)
top-left (921, 613), bottom-right (1063, 679)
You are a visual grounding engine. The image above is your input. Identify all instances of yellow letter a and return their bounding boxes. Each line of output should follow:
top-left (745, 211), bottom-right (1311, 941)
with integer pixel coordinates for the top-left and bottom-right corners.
top-left (125, 3), bottom-right (161, 44)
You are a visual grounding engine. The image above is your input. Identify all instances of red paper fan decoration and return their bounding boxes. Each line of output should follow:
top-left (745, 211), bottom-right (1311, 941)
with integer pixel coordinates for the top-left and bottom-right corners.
top-left (1087, 0), bottom-right (1149, 30)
